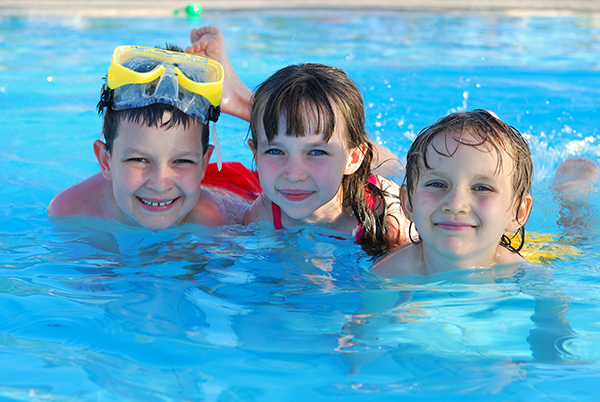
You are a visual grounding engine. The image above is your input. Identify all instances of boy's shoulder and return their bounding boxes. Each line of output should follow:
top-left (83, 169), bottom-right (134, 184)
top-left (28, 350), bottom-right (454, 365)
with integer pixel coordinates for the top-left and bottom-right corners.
top-left (370, 243), bottom-right (425, 277)
top-left (47, 173), bottom-right (117, 218)
top-left (494, 245), bottom-right (527, 266)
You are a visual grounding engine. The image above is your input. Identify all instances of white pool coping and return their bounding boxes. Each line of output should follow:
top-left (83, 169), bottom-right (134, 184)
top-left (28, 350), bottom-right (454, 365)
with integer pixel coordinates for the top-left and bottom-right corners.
top-left (1, 0), bottom-right (599, 17)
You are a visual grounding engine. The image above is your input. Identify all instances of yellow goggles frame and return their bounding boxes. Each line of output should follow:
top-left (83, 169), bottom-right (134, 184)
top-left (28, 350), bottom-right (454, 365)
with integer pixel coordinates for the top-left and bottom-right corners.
top-left (106, 45), bottom-right (224, 107)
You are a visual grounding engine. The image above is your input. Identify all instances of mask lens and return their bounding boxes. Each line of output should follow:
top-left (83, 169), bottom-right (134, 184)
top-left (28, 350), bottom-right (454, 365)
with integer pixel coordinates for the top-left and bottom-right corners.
top-left (122, 56), bottom-right (162, 73)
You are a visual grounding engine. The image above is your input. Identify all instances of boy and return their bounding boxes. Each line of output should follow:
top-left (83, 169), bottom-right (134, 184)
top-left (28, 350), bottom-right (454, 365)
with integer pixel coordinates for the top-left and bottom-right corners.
top-left (372, 110), bottom-right (534, 276)
top-left (48, 45), bottom-right (260, 230)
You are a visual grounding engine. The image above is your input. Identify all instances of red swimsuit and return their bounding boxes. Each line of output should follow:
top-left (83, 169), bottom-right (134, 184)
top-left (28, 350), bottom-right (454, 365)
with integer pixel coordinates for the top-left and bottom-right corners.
top-left (271, 176), bottom-right (378, 242)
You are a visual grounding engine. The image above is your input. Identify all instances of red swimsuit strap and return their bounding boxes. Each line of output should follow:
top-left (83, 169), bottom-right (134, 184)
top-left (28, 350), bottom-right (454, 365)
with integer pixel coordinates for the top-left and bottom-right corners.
top-left (271, 202), bottom-right (284, 230)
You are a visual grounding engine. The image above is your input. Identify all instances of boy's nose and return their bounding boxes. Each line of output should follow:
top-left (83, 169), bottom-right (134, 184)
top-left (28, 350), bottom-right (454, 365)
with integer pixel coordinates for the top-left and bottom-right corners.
top-left (146, 165), bottom-right (174, 193)
top-left (442, 186), bottom-right (470, 214)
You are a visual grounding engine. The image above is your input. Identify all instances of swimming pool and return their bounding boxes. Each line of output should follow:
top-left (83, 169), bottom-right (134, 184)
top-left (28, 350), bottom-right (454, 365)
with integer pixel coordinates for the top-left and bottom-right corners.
top-left (1, 9), bottom-right (600, 401)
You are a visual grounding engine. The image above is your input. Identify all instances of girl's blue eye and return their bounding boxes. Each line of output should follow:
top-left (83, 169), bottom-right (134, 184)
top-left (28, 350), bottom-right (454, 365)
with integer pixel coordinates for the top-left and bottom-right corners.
top-left (309, 149), bottom-right (327, 156)
top-left (266, 149), bottom-right (283, 155)
top-left (426, 181), bottom-right (446, 188)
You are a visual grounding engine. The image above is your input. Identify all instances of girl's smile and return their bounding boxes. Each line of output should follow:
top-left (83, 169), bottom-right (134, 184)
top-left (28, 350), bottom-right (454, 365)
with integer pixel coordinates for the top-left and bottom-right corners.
top-left (278, 190), bottom-right (314, 202)
top-left (250, 113), bottom-right (364, 227)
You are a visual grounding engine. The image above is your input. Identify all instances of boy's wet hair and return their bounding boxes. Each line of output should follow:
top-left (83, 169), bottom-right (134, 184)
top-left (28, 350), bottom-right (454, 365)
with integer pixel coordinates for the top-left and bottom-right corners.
top-left (99, 104), bottom-right (209, 155)
top-left (250, 63), bottom-right (399, 256)
top-left (96, 43), bottom-right (209, 155)
top-left (404, 109), bottom-right (533, 252)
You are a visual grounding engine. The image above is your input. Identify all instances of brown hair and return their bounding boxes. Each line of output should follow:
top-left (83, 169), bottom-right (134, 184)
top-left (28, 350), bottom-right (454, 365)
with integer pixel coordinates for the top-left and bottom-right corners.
top-left (250, 63), bottom-right (398, 255)
top-left (98, 104), bottom-right (208, 155)
top-left (96, 43), bottom-right (209, 155)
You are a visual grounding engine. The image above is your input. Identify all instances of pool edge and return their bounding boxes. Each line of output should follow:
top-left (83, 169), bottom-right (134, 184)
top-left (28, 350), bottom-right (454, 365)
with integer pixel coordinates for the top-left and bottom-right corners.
top-left (1, 0), bottom-right (600, 18)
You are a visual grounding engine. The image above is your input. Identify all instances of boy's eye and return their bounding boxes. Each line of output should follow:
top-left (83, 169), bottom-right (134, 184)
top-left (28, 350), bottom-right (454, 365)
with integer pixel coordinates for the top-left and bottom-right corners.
top-left (425, 181), bottom-right (446, 188)
top-left (127, 157), bottom-right (148, 163)
top-left (174, 159), bottom-right (196, 164)
top-left (473, 185), bottom-right (493, 192)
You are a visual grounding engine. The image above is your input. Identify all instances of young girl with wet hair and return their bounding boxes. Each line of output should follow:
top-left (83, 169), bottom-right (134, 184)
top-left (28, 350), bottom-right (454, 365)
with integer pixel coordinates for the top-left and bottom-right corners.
top-left (373, 109), bottom-right (534, 275)
top-left (243, 63), bottom-right (410, 256)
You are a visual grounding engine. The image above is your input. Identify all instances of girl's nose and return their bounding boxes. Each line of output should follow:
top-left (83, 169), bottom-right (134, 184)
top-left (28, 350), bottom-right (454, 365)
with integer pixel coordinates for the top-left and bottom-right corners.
top-left (283, 157), bottom-right (308, 183)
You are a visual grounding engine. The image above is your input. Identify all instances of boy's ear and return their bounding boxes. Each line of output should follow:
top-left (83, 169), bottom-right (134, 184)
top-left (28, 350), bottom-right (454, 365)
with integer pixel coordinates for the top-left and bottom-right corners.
top-left (200, 145), bottom-right (215, 179)
top-left (506, 193), bottom-right (533, 231)
top-left (344, 144), bottom-right (367, 175)
top-left (94, 140), bottom-right (112, 180)
top-left (399, 184), bottom-right (414, 220)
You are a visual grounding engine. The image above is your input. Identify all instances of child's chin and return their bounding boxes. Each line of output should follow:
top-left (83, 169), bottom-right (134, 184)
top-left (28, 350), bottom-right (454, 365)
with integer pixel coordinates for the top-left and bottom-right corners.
top-left (140, 218), bottom-right (181, 231)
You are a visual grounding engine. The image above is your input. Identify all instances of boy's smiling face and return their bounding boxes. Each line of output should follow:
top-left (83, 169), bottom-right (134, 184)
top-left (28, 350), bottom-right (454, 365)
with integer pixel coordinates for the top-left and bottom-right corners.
top-left (96, 112), bottom-right (212, 230)
top-left (404, 131), bottom-right (530, 267)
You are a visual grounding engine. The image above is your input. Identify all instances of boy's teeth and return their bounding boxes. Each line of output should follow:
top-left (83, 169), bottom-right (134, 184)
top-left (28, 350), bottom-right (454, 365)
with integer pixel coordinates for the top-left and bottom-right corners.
top-left (142, 199), bottom-right (174, 207)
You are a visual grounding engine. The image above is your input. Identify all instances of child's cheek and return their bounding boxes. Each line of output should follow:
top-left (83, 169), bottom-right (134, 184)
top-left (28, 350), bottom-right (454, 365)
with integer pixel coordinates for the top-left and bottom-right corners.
top-left (256, 158), bottom-right (280, 177)
top-left (119, 166), bottom-right (142, 188)
top-left (179, 167), bottom-right (204, 188)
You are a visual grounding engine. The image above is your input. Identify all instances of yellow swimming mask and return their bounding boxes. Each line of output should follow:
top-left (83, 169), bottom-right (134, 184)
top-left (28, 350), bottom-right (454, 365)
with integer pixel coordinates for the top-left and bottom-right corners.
top-left (103, 45), bottom-right (224, 124)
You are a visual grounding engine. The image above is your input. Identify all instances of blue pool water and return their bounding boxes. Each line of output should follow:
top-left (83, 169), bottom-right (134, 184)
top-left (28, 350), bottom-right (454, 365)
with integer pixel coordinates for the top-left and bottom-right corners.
top-left (2, 9), bottom-right (600, 401)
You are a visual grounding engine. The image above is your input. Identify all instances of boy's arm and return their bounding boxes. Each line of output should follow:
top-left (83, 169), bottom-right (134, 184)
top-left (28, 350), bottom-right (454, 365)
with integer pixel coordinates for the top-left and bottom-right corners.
top-left (48, 173), bottom-right (114, 218)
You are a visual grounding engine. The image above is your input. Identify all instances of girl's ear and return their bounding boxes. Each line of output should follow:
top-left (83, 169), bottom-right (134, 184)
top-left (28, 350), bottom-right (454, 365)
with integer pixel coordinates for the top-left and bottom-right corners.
top-left (94, 140), bottom-right (112, 181)
top-left (344, 144), bottom-right (367, 175)
top-left (506, 194), bottom-right (533, 231)
top-left (247, 139), bottom-right (256, 154)
top-left (400, 184), bottom-right (414, 220)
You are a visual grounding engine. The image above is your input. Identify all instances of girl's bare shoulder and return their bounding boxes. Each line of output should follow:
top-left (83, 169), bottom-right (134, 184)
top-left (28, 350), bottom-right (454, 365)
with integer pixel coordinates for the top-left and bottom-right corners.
top-left (243, 193), bottom-right (274, 225)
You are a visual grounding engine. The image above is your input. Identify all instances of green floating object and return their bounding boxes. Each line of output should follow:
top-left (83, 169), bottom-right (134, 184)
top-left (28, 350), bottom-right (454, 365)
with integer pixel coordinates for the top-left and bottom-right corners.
top-left (184, 3), bottom-right (203, 17)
